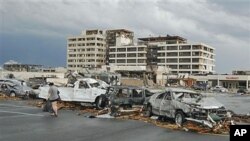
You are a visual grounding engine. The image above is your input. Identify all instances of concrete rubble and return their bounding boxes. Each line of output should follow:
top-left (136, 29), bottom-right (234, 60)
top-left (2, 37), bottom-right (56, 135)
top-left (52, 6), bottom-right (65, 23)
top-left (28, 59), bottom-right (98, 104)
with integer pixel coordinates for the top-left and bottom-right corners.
top-left (1, 91), bottom-right (249, 135)
top-left (0, 93), bottom-right (20, 101)
top-left (24, 99), bottom-right (249, 135)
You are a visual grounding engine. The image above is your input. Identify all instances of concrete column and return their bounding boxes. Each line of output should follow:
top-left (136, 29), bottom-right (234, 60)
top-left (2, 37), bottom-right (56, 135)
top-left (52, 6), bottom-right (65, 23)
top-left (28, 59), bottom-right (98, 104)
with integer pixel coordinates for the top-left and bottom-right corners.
top-left (217, 74), bottom-right (220, 86)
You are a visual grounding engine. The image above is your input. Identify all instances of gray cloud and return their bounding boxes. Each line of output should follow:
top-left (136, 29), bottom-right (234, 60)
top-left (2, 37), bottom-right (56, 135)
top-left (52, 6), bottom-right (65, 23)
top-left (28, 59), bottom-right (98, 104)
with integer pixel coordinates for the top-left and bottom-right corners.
top-left (0, 0), bottom-right (249, 72)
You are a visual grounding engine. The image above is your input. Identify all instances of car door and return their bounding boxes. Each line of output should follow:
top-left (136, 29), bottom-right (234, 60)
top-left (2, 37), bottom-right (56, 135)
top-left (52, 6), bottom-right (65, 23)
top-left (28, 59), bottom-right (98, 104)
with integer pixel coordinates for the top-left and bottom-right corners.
top-left (74, 80), bottom-right (92, 102)
top-left (131, 88), bottom-right (144, 105)
top-left (152, 93), bottom-right (166, 115)
top-left (159, 91), bottom-right (173, 117)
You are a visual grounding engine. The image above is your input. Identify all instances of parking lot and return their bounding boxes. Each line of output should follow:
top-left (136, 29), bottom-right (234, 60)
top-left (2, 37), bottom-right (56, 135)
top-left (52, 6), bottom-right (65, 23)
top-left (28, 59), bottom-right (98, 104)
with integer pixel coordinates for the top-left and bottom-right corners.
top-left (0, 100), bottom-right (229, 141)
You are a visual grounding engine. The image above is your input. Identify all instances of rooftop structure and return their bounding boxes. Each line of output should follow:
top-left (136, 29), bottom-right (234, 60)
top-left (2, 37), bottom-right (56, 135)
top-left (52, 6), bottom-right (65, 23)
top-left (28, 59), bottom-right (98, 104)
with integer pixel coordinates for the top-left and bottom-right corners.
top-left (138, 35), bottom-right (187, 44)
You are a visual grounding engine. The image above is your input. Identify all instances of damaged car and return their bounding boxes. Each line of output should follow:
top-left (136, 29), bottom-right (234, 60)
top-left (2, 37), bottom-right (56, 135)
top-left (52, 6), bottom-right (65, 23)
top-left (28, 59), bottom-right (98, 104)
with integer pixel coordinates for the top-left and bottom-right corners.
top-left (143, 87), bottom-right (228, 128)
top-left (106, 86), bottom-right (158, 116)
top-left (106, 86), bottom-right (155, 108)
top-left (0, 81), bottom-right (32, 99)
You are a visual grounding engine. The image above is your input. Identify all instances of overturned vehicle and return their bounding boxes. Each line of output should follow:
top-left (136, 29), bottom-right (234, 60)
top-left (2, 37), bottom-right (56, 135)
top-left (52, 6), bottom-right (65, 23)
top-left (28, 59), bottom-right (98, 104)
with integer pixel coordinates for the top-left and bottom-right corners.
top-left (143, 88), bottom-right (228, 128)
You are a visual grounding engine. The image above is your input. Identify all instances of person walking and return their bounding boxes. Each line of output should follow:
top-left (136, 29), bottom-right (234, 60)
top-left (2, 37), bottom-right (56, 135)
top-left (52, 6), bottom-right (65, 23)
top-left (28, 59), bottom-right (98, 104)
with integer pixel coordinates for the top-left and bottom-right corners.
top-left (47, 82), bottom-right (59, 117)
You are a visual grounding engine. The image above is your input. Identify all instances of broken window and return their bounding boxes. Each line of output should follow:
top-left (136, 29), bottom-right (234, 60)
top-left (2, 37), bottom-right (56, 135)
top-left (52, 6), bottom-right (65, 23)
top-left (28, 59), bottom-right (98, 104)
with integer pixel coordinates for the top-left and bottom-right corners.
top-left (127, 54), bottom-right (136, 57)
top-left (164, 92), bottom-right (171, 100)
top-left (143, 90), bottom-right (152, 97)
top-left (127, 48), bottom-right (136, 52)
top-left (156, 93), bottom-right (165, 99)
top-left (90, 82), bottom-right (100, 88)
top-left (116, 89), bottom-right (130, 98)
top-left (79, 81), bottom-right (89, 89)
top-left (132, 89), bottom-right (143, 98)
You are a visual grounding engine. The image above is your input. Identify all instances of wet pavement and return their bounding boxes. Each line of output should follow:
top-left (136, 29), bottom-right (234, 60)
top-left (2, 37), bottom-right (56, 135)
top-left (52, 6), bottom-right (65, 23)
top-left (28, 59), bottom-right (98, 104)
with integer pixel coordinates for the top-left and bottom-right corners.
top-left (0, 100), bottom-right (229, 141)
top-left (206, 93), bottom-right (250, 114)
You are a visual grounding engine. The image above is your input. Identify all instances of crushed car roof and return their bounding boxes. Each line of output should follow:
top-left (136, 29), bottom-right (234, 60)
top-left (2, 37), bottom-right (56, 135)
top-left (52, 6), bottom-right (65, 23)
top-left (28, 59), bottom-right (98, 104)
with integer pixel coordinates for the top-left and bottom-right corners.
top-left (108, 85), bottom-right (144, 89)
top-left (77, 78), bottom-right (98, 84)
top-left (166, 87), bottom-right (198, 94)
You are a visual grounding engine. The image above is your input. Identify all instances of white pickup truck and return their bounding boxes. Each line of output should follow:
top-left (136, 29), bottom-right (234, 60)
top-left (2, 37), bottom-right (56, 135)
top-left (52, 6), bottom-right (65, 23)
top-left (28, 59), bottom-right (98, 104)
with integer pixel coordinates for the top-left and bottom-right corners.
top-left (38, 78), bottom-right (108, 108)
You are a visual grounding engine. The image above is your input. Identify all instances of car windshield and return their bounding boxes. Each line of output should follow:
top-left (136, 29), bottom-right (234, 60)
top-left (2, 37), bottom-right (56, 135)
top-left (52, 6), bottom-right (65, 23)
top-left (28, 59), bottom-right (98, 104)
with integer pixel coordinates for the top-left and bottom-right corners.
top-left (106, 87), bottom-right (115, 95)
top-left (173, 91), bottom-right (200, 99)
top-left (145, 89), bottom-right (154, 97)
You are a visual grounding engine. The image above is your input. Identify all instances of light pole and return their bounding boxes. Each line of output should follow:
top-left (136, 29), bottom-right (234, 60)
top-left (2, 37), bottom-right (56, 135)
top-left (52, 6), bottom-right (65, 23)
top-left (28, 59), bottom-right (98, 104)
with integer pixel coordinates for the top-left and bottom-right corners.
top-left (0, 67), bottom-right (2, 78)
top-left (217, 74), bottom-right (220, 86)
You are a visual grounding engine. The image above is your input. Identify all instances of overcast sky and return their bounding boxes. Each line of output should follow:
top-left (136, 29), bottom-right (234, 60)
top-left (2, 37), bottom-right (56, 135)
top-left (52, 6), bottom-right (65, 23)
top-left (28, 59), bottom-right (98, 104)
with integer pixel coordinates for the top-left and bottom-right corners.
top-left (0, 0), bottom-right (249, 73)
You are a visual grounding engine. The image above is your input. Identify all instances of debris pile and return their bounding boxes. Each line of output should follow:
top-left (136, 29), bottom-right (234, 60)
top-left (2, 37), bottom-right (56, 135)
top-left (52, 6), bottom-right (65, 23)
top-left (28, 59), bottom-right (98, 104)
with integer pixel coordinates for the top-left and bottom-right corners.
top-left (57, 102), bottom-right (82, 110)
top-left (27, 100), bottom-right (44, 107)
top-left (231, 114), bottom-right (250, 125)
top-left (0, 93), bottom-right (20, 100)
top-left (26, 100), bottom-right (250, 135)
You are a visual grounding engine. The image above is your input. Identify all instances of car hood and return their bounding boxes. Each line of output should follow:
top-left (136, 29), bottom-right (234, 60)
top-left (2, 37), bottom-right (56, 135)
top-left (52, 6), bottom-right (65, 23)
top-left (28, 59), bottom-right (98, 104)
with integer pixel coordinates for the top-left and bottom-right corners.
top-left (180, 97), bottom-right (224, 109)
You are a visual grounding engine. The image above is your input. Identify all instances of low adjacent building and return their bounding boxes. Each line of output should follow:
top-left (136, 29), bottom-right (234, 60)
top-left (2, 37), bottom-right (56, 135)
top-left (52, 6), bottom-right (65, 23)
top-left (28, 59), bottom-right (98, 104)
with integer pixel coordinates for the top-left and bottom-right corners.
top-left (3, 60), bottom-right (42, 72)
top-left (189, 72), bottom-right (250, 91)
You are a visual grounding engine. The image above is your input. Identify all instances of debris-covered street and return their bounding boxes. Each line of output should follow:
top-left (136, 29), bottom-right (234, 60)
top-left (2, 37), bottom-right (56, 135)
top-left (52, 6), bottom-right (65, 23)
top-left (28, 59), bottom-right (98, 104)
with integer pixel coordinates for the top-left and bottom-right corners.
top-left (1, 76), bottom-right (250, 141)
top-left (0, 99), bottom-right (229, 141)
top-left (1, 90), bottom-right (250, 140)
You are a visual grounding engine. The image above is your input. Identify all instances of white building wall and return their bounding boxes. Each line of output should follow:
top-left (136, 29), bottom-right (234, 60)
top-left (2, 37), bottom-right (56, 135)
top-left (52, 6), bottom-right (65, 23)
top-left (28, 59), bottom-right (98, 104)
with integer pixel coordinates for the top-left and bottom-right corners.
top-left (109, 45), bottom-right (147, 66)
top-left (67, 30), bottom-right (106, 72)
top-left (157, 43), bottom-right (215, 74)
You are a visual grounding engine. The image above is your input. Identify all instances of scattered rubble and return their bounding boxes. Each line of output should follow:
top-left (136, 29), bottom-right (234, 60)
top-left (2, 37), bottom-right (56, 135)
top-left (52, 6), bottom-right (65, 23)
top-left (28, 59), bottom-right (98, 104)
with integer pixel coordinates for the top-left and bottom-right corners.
top-left (0, 93), bottom-right (20, 100)
top-left (231, 114), bottom-right (250, 125)
top-left (12, 98), bottom-right (250, 135)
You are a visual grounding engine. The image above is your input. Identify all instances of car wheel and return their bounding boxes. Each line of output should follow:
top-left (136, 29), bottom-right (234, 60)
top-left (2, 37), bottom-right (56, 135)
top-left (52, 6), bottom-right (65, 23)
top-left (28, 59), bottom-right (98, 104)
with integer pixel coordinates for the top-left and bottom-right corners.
top-left (10, 92), bottom-right (16, 97)
top-left (23, 94), bottom-right (29, 100)
top-left (95, 95), bottom-right (106, 109)
top-left (144, 105), bottom-right (152, 117)
top-left (175, 111), bottom-right (185, 127)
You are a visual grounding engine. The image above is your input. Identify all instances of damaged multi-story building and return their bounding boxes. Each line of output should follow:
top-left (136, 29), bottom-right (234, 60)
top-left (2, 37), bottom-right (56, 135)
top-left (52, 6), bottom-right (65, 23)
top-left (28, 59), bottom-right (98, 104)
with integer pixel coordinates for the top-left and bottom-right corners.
top-left (138, 36), bottom-right (215, 74)
top-left (66, 28), bottom-right (215, 85)
top-left (67, 29), bottom-right (106, 72)
top-left (106, 29), bottom-right (134, 65)
top-left (106, 29), bottom-right (152, 80)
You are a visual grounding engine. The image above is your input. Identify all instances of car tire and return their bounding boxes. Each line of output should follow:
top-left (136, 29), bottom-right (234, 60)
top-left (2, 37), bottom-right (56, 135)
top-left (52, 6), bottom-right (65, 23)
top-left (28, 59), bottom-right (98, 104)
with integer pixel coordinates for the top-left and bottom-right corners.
top-left (144, 105), bottom-right (152, 117)
top-left (23, 94), bottom-right (29, 100)
top-left (95, 95), bottom-right (106, 109)
top-left (175, 111), bottom-right (185, 127)
top-left (9, 91), bottom-right (16, 97)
